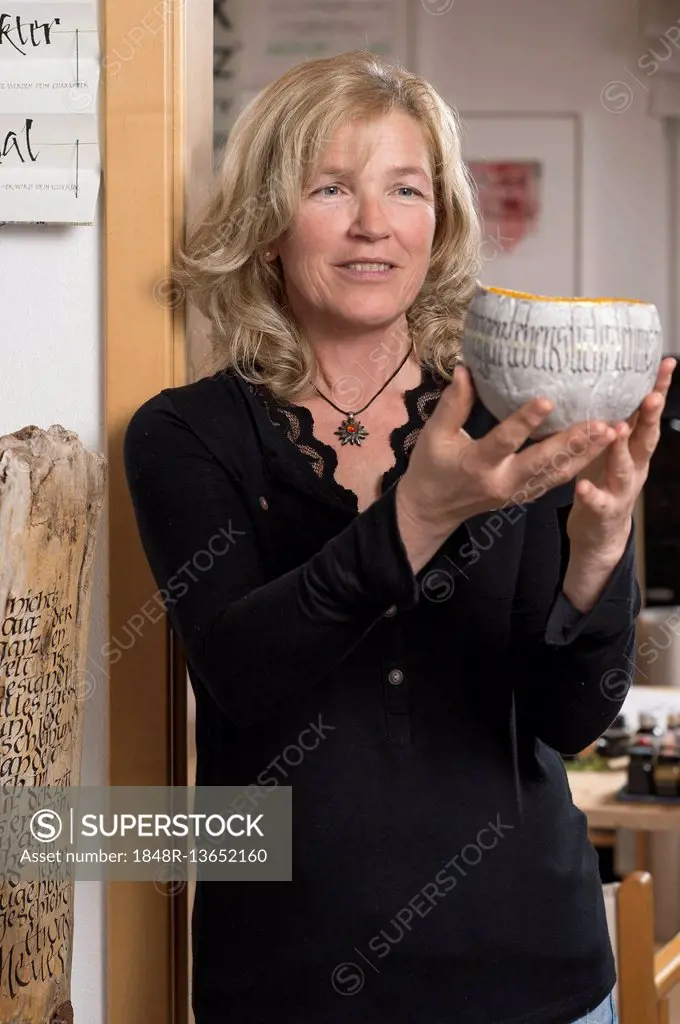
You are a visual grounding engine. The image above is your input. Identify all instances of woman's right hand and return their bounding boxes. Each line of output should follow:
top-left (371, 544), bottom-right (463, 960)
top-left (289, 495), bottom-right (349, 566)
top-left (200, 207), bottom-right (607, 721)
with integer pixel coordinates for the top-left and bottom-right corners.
top-left (396, 364), bottom-right (619, 541)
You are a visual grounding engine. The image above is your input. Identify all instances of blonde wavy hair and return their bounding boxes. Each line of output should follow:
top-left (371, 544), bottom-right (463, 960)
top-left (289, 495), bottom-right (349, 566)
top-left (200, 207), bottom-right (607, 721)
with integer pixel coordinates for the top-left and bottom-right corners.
top-left (174, 49), bottom-right (482, 403)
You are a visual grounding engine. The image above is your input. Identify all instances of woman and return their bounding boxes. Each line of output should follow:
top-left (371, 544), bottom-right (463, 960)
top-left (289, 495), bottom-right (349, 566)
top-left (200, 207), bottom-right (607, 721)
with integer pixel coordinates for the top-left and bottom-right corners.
top-left (124, 50), bottom-right (675, 1024)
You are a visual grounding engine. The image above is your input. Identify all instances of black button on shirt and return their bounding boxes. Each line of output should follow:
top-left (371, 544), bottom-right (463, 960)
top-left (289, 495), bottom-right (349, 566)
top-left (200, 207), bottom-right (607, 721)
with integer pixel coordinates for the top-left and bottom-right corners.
top-left (123, 365), bottom-right (641, 1024)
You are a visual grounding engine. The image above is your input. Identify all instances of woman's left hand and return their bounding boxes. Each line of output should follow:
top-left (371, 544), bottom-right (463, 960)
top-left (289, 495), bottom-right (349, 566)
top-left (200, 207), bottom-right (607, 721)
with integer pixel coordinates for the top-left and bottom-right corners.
top-left (566, 356), bottom-right (677, 561)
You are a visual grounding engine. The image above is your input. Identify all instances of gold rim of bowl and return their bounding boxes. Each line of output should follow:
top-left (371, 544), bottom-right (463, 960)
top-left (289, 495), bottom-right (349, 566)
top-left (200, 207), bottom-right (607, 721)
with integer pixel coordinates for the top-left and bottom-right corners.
top-left (480, 285), bottom-right (650, 305)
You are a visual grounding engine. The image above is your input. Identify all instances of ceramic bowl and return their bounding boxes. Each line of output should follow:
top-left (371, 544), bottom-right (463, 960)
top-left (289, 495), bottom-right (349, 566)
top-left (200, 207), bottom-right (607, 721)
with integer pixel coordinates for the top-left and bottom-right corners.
top-left (461, 284), bottom-right (663, 438)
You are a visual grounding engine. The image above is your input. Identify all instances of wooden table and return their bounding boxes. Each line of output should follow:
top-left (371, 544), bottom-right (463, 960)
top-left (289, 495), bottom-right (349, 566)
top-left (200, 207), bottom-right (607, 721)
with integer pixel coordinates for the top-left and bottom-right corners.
top-left (567, 768), bottom-right (680, 870)
top-left (567, 769), bottom-right (680, 832)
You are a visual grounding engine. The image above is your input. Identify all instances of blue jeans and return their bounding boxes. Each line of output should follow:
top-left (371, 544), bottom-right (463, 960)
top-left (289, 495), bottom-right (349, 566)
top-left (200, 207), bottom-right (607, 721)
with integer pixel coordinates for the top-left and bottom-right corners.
top-left (570, 989), bottom-right (618, 1023)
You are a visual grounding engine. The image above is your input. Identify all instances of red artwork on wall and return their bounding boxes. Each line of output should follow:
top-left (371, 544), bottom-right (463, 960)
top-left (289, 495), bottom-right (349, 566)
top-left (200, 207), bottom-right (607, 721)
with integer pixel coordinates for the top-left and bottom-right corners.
top-left (467, 160), bottom-right (542, 254)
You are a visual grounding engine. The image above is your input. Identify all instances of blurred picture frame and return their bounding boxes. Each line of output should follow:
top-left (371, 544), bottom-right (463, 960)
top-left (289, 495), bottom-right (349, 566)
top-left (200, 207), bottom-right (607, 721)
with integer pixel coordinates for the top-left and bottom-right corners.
top-left (460, 113), bottom-right (582, 297)
top-left (214, 0), bottom-right (411, 151)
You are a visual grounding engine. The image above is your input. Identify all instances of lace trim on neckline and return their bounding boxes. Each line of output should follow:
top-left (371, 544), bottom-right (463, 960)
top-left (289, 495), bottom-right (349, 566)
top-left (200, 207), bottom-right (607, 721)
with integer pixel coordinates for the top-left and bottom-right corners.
top-left (245, 364), bottom-right (447, 510)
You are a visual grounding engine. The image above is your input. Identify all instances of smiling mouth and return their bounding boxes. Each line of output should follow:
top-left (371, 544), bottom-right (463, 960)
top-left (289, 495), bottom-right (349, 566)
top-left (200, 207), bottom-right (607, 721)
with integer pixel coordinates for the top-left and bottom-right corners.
top-left (336, 262), bottom-right (396, 273)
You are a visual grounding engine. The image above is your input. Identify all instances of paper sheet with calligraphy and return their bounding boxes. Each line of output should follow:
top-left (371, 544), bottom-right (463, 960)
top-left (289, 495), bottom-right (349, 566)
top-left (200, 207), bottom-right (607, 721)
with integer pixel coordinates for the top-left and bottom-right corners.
top-left (0, 1), bottom-right (101, 223)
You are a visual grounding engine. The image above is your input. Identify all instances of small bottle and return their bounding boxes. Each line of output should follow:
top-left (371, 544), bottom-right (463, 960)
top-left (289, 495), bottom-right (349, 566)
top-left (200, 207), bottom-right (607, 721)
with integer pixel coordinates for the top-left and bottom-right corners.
top-left (666, 711), bottom-right (680, 739)
top-left (627, 745), bottom-right (656, 796)
top-left (635, 711), bottom-right (664, 749)
top-left (653, 751), bottom-right (680, 798)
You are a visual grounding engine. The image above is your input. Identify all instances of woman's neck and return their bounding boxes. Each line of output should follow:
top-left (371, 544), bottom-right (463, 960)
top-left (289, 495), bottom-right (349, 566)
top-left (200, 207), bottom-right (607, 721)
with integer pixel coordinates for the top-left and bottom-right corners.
top-left (309, 320), bottom-right (420, 398)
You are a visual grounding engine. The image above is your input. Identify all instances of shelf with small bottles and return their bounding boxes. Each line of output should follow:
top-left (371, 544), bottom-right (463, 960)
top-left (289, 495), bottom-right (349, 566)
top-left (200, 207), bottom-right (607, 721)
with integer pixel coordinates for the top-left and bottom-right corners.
top-left (563, 708), bottom-right (680, 802)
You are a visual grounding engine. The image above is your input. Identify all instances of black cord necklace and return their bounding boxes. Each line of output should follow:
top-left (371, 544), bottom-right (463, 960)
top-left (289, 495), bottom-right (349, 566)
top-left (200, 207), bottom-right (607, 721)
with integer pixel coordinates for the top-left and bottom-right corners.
top-left (313, 340), bottom-right (415, 447)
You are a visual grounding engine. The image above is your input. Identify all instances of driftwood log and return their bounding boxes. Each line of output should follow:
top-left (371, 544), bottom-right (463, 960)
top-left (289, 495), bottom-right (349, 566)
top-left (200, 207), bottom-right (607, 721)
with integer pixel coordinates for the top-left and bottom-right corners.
top-left (0, 425), bottom-right (106, 1024)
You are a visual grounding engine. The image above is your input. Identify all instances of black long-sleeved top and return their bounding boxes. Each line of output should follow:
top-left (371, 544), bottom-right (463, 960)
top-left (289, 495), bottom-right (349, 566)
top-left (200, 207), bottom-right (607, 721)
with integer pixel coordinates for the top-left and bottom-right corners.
top-left (123, 363), bottom-right (641, 1024)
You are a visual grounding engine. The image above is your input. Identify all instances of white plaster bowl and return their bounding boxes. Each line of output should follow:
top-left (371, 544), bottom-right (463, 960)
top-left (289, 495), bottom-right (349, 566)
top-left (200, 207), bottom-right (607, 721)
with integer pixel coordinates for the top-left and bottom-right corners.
top-left (461, 284), bottom-right (663, 439)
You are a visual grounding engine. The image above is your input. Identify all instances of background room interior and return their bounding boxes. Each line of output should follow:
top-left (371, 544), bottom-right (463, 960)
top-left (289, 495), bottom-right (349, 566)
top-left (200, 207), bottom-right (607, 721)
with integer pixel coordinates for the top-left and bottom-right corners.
top-left (0, 1), bottom-right (679, 1022)
top-left (189, 2), bottom-right (680, 1020)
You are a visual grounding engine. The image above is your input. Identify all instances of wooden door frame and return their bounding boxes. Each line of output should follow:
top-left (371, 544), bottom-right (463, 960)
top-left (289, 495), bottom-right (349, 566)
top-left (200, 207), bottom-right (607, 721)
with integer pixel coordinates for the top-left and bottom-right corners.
top-left (104, 0), bottom-right (213, 1021)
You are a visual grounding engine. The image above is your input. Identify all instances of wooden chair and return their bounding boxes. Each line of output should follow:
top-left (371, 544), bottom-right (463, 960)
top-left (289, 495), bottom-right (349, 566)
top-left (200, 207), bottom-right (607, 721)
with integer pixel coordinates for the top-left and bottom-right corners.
top-left (603, 871), bottom-right (680, 1024)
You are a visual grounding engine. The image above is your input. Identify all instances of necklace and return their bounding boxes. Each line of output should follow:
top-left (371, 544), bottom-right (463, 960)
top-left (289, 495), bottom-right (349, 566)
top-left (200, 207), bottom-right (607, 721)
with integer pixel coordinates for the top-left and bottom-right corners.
top-left (313, 340), bottom-right (416, 447)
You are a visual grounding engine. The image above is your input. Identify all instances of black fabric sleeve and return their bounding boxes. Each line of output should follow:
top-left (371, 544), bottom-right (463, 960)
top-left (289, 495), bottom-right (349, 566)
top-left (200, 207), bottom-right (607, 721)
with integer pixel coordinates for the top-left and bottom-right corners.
top-left (509, 498), bottom-right (641, 755)
top-left (123, 392), bottom-right (422, 729)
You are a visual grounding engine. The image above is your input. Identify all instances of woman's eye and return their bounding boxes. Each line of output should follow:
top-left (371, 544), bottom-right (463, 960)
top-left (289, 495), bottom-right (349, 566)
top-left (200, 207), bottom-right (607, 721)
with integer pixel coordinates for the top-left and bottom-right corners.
top-left (396, 186), bottom-right (422, 198)
top-left (315, 185), bottom-right (341, 197)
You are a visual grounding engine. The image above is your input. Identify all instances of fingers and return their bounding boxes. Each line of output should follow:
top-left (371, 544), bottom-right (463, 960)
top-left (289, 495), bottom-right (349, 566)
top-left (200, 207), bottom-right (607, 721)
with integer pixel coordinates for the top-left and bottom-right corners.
top-left (626, 358), bottom-right (676, 432)
top-left (573, 423), bottom-right (632, 507)
top-left (477, 395), bottom-right (555, 464)
top-left (600, 422), bottom-right (633, 492)
top-left (624, 357), bottom-right (676, 463)
top-left (652, 356), bottom-right (677, 399)
top-left (457, 357), bottom-right (676, 507)
top-left (432, 365), bottom-right (476, 434)
top-left (510, 417), bottom-right (618, 493)
top-left (629, 390), bottom-right (663, 463)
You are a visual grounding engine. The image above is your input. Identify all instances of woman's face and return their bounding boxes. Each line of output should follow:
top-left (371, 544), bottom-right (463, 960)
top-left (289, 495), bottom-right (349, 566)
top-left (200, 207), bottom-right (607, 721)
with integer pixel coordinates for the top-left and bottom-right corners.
top-left (272, 110), bottom-right (437, 337)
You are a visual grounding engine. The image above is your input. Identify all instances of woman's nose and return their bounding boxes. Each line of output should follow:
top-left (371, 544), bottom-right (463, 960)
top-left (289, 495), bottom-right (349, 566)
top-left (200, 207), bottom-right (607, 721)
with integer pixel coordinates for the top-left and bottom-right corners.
top-left (349, 196), bottom-right (391, 239)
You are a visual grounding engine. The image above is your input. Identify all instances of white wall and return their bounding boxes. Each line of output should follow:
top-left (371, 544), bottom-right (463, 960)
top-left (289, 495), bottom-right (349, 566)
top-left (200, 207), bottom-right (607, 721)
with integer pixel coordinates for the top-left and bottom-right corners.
top-left (0, 207), bottom-right (107, 1022)
top-left (417, 0), bottom-right (676, 350)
